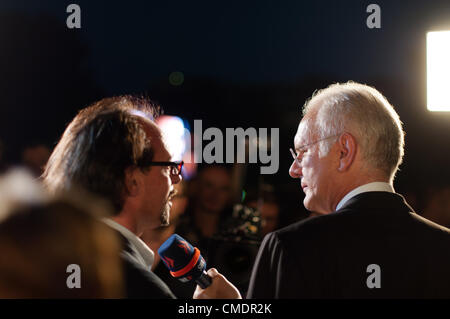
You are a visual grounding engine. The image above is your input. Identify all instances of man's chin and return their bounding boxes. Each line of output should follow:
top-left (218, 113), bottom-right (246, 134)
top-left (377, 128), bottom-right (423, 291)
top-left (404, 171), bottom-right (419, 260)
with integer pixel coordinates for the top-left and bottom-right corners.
top-left (160, 219), bottom-right (169, 227)
top-left (304, 197), bottom-right (319, 214)
top-left (303, 196), bottom-right (312, 211)
top-left (304, 199), bottom-right (329, 216)
top-left (160, 205), bottom-right (170, 226)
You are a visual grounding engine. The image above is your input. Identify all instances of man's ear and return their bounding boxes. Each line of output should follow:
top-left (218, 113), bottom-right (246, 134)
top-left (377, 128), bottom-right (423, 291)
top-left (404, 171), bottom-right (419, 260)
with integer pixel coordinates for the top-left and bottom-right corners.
top-left (337, 133), bottom-right (357, 172)
top-left (124, 166), bottom-right (141, 197)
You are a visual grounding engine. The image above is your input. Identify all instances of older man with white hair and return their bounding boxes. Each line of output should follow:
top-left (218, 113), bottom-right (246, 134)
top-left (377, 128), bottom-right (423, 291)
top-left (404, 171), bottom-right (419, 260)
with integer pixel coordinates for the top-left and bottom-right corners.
top-left (246, 82), bottom-right (450, 298)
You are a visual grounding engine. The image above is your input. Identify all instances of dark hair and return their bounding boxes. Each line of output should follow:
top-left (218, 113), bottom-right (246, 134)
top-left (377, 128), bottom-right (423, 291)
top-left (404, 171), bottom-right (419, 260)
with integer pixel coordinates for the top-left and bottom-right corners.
top-left (42, 96), bottom-right (160, 213)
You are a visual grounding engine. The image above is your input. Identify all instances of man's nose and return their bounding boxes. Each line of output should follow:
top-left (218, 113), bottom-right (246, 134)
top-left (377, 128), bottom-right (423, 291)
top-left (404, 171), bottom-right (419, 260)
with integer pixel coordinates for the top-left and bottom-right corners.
top-left (289, 160), bottom-right (302, 178)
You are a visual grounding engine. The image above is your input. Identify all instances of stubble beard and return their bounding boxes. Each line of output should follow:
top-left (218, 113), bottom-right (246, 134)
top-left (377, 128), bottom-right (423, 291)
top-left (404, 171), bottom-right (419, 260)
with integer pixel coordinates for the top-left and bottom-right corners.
top-left (160, 201), bottom-right (170, 226)
top-left (160, 189), bottom-right (177, 227)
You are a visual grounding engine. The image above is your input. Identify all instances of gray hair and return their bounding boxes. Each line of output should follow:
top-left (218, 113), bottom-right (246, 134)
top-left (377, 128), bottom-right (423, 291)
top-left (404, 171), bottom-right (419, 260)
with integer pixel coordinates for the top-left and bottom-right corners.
top-left (302, 81), bottom-right (405, 181)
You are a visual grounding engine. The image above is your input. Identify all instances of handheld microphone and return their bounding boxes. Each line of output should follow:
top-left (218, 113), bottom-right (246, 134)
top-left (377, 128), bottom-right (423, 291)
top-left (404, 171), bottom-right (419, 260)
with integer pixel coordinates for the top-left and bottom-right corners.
top-left (157, 234), bottom-right (212, 289)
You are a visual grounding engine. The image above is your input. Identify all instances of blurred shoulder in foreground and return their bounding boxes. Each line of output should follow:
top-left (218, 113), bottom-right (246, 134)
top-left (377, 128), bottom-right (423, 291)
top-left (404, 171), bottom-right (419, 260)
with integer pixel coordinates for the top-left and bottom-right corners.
top-left (0, 169), bottom-right (124, 298)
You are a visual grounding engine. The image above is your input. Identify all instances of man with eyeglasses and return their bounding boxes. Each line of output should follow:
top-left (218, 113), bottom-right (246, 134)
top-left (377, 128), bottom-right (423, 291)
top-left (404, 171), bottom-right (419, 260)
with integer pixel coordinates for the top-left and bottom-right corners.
top-left (43, 96), bottom-right (241, 299)
top-left (245, 82), bottom-right (450, 298)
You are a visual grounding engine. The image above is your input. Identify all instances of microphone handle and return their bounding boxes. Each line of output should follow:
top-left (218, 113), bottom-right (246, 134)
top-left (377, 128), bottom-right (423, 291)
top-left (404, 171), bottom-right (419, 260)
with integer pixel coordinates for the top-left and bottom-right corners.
top-left (196, 270), bottom-right (212, 289)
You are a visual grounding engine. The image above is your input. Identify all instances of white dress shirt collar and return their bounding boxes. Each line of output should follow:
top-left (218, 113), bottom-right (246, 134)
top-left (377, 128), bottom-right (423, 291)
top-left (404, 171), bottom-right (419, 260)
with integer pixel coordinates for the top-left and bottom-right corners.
top-left (335, 182), bottom-right (394, 211)
top-left (103, 218), bottom-right (154, 269)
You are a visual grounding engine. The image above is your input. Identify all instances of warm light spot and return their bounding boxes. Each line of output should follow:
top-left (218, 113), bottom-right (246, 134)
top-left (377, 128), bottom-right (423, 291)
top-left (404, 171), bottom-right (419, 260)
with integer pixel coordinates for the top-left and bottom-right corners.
top-left (427, 31), bottom-right (450, 111)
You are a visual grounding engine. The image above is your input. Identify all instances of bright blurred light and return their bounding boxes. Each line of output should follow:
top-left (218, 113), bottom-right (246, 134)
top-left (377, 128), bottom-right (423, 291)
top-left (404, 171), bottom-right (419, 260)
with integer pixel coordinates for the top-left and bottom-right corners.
top-left (156, 116), bottom-right (187, 161)
top-left (156, 115), bottom-right (196, 179)
top-left (427, 31), bottom-right (450, 112)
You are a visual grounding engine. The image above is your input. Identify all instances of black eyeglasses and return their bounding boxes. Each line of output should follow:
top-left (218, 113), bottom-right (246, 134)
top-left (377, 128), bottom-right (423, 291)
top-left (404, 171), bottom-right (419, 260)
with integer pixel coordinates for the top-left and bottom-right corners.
top-left (148, 161), bottom-right (184, 176)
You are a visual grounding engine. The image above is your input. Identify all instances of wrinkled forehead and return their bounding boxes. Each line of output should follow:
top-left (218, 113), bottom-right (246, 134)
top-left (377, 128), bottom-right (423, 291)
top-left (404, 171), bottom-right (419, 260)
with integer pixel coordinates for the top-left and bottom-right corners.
top-left (293, 116), bottom-right (317, 149)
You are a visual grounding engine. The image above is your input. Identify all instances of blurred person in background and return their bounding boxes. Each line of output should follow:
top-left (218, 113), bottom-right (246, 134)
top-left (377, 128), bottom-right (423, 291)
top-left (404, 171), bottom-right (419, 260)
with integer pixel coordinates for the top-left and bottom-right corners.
top-left (245, 184), bottom-right (280, 237)
top-left (164, 165), bottom-right (233, 298)
top-left (422, 187), bottom-right (450, 228)
top-left (176, 165), bottom-right (233, 253)
top-left (0, 169), bottom-right (123, 298)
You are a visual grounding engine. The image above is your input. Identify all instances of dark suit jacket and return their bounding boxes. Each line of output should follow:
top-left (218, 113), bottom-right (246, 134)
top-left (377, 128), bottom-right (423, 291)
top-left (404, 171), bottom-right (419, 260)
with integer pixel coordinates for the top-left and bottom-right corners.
top-left (117, 232), bottom-right (176, 299)
top-left (246, 192), bottom-right (450, 298)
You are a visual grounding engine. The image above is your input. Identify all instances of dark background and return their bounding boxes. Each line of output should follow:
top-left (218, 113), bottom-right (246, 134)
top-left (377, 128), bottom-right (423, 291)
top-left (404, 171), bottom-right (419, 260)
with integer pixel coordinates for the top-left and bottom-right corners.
top-left (0, 0), bottom-right (449, 224)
